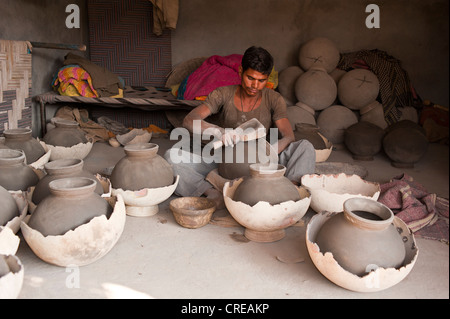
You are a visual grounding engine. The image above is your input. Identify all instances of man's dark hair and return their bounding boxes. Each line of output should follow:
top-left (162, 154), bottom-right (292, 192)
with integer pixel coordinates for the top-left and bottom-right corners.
top-left (241, 46), bottom-right (274, 75)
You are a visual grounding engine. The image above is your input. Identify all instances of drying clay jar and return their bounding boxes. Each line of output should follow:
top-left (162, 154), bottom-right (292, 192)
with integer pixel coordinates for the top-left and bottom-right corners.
top-left (0, 149), bottom-right (39, 191)
top-left (278, 65), bottom-right (304, 104)
top-left (233, 163), bottom-right (300, 206)
top-left (2, 128), bottom-right (46, 164)
top-left (338, 69), bottom-right (380, 110)
top-left (344, 121), bottom-right (385, 161)
top-left (0, 137), bottom-right (9, 149)
top-left (0, 185), bottom-right (19, 226)
top-left (218, 138), bottom-right (278, 180)
top-left (383, 120), bottom-right (429, 168)
top-left (110, 143), bottom-right (174, 191)
top-left (317, 105), bottom-right (358, 145)
top-left (298, 37), bottom-right (340, 73)
top-left (27, 177), bottom-right (113, 236)
top-left (32, 158), bottom-right (104, 205)
top-left (294, 123), bottom-right (326, 150)
top-left (295, 68), bottom-right (337, 111)
top-left (287, 105), bottom-right (316, 128)
top-left (359, 101), bottom-right (388, 129)
top-left (42, 119), bottom-right (88, 147)
top-left (315, 198), bottom-right (406, 277)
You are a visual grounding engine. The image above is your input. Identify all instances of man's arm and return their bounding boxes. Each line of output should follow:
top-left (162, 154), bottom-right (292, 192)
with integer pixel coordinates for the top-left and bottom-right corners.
top-left (273, 117), bottom-right (295, 154)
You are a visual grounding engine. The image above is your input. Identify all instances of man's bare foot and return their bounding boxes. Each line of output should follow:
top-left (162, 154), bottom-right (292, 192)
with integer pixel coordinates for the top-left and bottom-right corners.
top-left (203, 188), bottom-right (225, 210)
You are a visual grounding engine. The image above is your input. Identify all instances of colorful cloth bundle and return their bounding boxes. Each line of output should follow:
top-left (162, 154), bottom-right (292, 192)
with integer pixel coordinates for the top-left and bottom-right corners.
top-left (52, 65), bottom-right (98, 97)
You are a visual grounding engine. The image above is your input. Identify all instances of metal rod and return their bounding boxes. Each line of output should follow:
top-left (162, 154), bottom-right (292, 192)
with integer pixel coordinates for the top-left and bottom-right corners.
top-left (30, 42), bottom-right (86, 51)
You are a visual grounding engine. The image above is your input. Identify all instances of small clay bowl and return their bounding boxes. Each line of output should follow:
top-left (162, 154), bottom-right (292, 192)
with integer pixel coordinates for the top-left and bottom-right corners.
top-left (170, 197), bottom-right (216, 229)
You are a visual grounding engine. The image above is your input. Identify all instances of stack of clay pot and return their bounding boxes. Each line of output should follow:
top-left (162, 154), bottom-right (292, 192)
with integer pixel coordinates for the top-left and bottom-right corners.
top-left (110, 142), bottom-right (179, 216)
top-left (41, 118), bottom-right (93, 161)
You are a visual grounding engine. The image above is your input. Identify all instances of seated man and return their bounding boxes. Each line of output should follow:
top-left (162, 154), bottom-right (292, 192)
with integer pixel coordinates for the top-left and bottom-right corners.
top-left (164, 46), bottom-right (315, 208)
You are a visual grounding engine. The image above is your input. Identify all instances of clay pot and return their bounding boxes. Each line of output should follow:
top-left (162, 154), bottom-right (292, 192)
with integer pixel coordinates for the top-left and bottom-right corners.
top-left (110, 143), bottom-right (174, 191)
top-left (298, 37), bottom-right (340, 73)
top-left (218, 138), bottom-right (278, 180)
top-left (295, 68), bottom-right (337, 111)
top-left (233, 163), bottom-right (300, 206)
top-left (317, 105), bottom-right (358, 145)
top-left (278, 66), bottom-right (304, 104)
top-left (359, 101), bottom-right (388, 129)
top-left (294, 123), bottom-right (326, 150)
top-left (2, 128), bottom-right (46, 164)
top-left (0, 186), bottom-right (19, 227)
top-left (0, 149), bottom-right (39, 191)
top-left (287, 105), bottom-right (316, 129)
top-left (42, 119), bottom-right (88, 147)
top-left (0, 137), bottom-right (9, 149)
top-left (315, 198), bottom-right (406, 277)
top-left (338, 69), bottom-right (380, 110)
top-left (170, 197), bottom-right (216, 229)
top-left (344, 121), bottom-right (385, 161)
top-left (383, 120), bottom-right (429, 168)
top-left (27, 177), bottom-right (113, 236)
top-left (32, 158), bottom-right (104, 205)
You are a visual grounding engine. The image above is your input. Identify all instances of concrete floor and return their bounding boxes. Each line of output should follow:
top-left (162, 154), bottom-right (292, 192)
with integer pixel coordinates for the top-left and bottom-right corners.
top-left (13, 135), bottom-right (449, 299)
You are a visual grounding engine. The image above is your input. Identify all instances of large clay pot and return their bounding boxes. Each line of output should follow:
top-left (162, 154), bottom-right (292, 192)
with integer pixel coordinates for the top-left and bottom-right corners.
top-left (295, 68), bottom-right (337, 111)
top-left (278, 66), bottom-right (304, 104)
top-left (298, 37), bottom-right (340, 73)
top-left (0, 149), bottom-right (39, 191)
top-left (344, 121), bottom-right (385, 161)
top-left (27, 177), bottom-right (113, 236)
top-left (233, 163), bottom-right (300, 206)
top-left (287, 105), bottom-right (316, 128)
top-left (317, 105), bottom-right (358, 145)
top-left (110, 143), bottom-right (174, 191)
top-left (42, 119), bottom-right (88, 147)
top-left (0, 186), bottom-right (19, 226)
top-left (383, 120), bottom-right (429, 168)
top-left (2, 128), bottom-right (46, 164)
top-left (294, 123), bottom-right (326, 150)
top-left (338, 69), bottom-right (380, 110)
top-left (218, 138), bottom-right (278, 180)
top-left (32, 158), bottom-right (104, 205)
top-left (0, 137), bottom-right (9, 149)
top-left (315, 198), bottom-right (406, 277)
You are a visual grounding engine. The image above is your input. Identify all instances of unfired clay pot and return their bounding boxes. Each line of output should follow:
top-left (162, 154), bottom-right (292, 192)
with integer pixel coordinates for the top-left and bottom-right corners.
top-left (295, 68), bottom-right (337, 111)
top-left (317, 105), bottom-right (358, 145)
top-left (0, 149), bottom-right (39, 191)
top-left (42, 119), bottom-right (88, 147)
top-left (294, 123), bottom-right (326, 150)
top-left (298, 37), bottom-right (340, 73)
top-left (218, 138), bottom-right (278, 180)
top-left (338, 69), bottom-right (380, 110)
top-left (110, 143), bottom-right (174, 191)
top-left (278, 65), bottom-right (304, 104)
top-left (32, 158), bottom-right (104, 205)
top-left (170, 197), bottom-right (216, 229)
top-left (2, 128), bottom-right (46, 164)
top-left (287, 105), bottom-right (316, 128)
top-left (344, 121), bottom-right (385, 161)
top-left (224, 164), bottom-right (311, 242)
top-left (315, 198), bottom-right (405, 277)
top-left (0, 186), bottom-right (19, 227)
top-left (0, 137), bottom-right (9, 149)
top-left (233, 164), bottom-right (300, 206)
top-left (27, 177), bottom-right (113, 236)
top-left (383, 120), bottom-right (429, 168)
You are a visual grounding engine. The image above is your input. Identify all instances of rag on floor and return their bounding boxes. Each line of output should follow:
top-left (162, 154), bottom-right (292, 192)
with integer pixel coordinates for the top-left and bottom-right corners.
top-left (378, 173), bottom-right (449, 244)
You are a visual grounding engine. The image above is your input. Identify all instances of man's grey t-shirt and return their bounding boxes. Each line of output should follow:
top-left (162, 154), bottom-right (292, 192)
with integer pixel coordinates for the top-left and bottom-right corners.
top-left (204, 85), bottom-right (288, 131)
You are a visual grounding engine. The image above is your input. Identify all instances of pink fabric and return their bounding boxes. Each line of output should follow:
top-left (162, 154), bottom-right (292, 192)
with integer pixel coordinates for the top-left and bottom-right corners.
top-left (378, 173), bottom-right (449, 243)
top-left (183, 54), bottom-right (243, 100)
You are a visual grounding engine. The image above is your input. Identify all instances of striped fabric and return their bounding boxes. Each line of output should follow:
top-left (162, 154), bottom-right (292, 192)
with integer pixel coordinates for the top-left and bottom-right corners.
top-left (88, 0), bottom-right (172, 87)
top-left (338, 49), bottom-right (416, 125)
top-left (0, 40), bottom-right (32, 134)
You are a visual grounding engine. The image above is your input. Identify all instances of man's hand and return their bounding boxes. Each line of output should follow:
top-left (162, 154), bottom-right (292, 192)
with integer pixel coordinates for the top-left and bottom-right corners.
top-left (221, 129), bottom-right (241, 147)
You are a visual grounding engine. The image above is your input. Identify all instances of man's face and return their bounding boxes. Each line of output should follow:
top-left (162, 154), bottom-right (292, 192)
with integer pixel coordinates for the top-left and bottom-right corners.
top-left (240, 67), bottom-right (268, 96)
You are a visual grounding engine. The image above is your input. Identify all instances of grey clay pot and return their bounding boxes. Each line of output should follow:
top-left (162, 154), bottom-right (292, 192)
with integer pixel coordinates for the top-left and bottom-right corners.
top-left (0, 149), bottom-right (39, 191)
top-left (2, 128), bottom-right (46, 164)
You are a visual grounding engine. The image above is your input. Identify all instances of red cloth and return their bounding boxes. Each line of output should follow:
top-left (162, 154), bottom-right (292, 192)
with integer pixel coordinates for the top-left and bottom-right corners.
top-left (378, 173), bottom-right (449, 243)
top-left (183, 54), bottom-right (242, 100)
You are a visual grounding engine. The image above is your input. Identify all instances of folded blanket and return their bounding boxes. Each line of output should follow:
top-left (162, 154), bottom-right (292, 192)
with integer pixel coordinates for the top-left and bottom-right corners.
top-left (53, 65), bottom-right (98, 97)
top-left (378, 173), bottom-right (449, 244)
